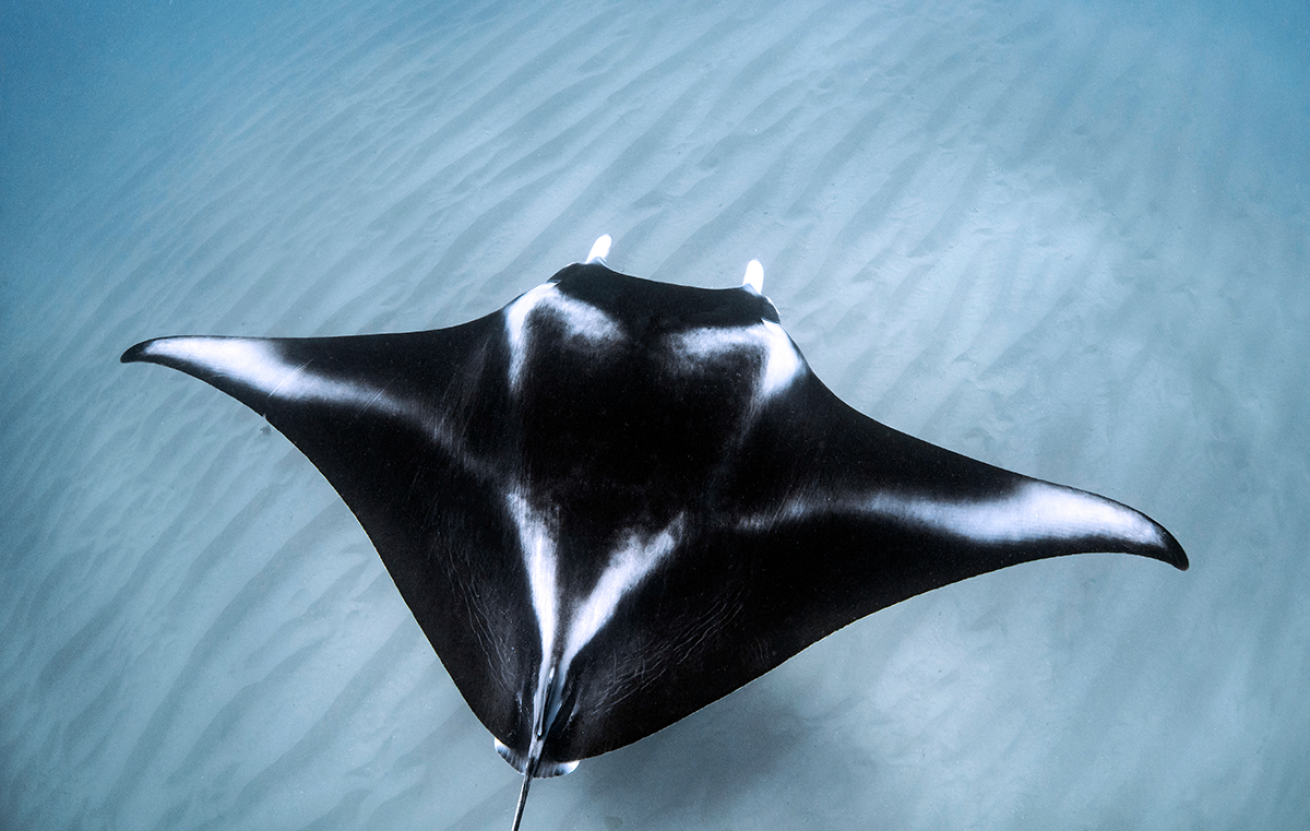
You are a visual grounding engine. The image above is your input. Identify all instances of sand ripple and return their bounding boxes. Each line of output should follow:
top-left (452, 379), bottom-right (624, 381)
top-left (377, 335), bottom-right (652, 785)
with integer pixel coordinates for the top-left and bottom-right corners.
top-left (1, 0), bottom-right (1307, 828)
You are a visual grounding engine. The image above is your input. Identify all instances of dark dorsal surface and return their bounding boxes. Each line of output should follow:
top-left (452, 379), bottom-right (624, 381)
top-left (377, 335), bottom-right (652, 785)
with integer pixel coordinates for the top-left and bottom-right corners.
top-left (122, 252), bottom-right (1186, 820)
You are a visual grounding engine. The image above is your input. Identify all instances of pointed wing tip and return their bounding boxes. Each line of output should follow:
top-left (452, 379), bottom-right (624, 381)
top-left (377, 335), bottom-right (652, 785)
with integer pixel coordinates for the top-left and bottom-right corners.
top-left (120, 336), bottom-right (208, 370)
top-left (122, 336), bottom-right (198, 366)
top-left (121, 339), bottom-right (154, 364)
top-left (1158, 529), bottom-right (1189, 571)
top-left (1116, 511), bottom-right (1186, 571)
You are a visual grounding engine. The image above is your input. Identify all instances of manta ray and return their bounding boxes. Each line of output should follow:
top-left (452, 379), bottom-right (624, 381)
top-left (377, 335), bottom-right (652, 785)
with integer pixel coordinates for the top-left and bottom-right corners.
top-left (122, 235), bottom-right (1187, 829)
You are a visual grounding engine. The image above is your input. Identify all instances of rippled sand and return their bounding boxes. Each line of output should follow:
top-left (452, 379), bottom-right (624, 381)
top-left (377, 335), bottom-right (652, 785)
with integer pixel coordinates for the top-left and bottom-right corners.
top-left (2, 0), bottom-right (1307, 828)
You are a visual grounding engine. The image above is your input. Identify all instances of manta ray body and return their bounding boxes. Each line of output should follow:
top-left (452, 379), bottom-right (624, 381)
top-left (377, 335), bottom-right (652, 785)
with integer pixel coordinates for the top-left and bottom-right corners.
top-left (122, 236), bottom-right (1187, 829)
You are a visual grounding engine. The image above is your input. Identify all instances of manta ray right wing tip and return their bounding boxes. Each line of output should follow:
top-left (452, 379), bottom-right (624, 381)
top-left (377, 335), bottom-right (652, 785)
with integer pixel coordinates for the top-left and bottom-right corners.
top-left (1031, 481), bottom-right (1189, 571)
top-left (1157, 526), bottom-right (1189, 571)
top-left (1085, 487), bottom-right (1187, 571)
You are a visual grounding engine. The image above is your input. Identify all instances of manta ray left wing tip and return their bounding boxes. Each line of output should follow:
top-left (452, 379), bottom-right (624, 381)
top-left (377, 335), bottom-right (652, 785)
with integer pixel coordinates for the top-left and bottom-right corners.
top-left (121, 336), bottom-right (209, 367)
top-left (119, 335), bottom-right (257, 378)
top-left (121, 339), bottom-right (154, 363)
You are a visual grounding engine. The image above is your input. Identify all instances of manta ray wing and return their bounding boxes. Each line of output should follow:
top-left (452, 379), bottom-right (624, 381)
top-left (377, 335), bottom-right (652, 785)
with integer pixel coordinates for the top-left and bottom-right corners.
top-left (122, 318), bottom-right (544, 755)
top-left (122, 252), bottom-right (1186, 823)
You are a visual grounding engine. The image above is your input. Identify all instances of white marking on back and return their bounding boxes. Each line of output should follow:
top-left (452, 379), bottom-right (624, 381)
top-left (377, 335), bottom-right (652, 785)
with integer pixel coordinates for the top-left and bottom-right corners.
top-left (505, 491), bottom-right (562, 756)
top-left (504, 284), bottom-right (624, 391)
top-left (505, 494), bottom-right (683, 755)
top-left (506, 492), bottom-right (558, 666)
top-left (934, 482), bottom-right (1163, 546)
top-left (742, 481), bottom-right (1165, 549)
top-left (561, 517), bottom-right (683, 668)
top-left (669, 321), bottom-right (802, 399)
top-left (757, 320), bottom-right (801, 397)
top-left (541, 516), bottom-right (684, 741)
top-left (504, 284), bottom-right (555, 391)
top-left (139, 337), bottom-right (406, 415)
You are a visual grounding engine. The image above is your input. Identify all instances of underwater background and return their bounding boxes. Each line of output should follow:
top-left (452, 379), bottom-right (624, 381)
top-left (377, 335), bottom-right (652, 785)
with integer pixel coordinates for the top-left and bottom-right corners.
top-left (2, 0), bottom-right (1307, 828)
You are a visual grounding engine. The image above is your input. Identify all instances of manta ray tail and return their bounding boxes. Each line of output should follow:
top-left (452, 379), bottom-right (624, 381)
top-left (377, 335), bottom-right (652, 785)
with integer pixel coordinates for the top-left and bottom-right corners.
top-left (510, 769), bottom-right (532, 831)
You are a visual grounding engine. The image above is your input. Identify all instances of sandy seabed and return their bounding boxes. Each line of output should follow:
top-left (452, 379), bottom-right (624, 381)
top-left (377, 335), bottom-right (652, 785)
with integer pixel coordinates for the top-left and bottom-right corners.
top-left (2, 0), bottom-right (1307, 828)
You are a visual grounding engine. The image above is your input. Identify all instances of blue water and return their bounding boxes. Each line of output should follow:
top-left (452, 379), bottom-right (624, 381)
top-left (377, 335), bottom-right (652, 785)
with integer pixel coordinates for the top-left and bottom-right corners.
top-left (2, 1), bottom-right (1307, 828)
